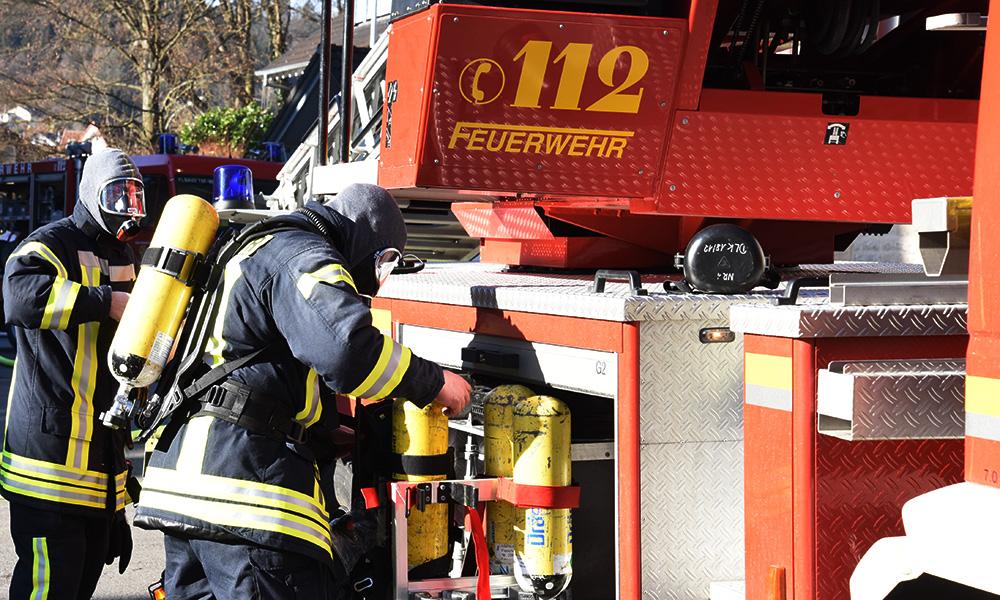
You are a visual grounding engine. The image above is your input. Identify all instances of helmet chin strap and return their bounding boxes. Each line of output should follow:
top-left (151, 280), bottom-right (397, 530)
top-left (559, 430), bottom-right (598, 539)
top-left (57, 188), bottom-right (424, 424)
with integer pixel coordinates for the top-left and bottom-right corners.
top-left (116, 219), bottom-right (141, 242)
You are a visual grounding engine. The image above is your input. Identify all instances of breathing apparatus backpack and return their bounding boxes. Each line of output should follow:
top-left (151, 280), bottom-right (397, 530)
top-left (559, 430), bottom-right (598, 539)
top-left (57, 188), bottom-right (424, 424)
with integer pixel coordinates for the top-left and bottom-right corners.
top-left (132, 206), bottom-right (345, 447)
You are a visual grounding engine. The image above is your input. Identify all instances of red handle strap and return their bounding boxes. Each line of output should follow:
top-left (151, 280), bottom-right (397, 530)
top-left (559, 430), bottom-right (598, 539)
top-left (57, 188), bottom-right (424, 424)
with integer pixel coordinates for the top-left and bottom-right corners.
top-left (496, 477), bottom-right (580, 509)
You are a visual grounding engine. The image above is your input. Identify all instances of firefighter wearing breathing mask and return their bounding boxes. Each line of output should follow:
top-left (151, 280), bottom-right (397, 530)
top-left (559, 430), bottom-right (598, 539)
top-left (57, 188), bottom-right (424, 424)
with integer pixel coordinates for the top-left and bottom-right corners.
top-left (0, 147), bottom-right (144, 599)
top-left (135, 183), bottom-right (471, 600)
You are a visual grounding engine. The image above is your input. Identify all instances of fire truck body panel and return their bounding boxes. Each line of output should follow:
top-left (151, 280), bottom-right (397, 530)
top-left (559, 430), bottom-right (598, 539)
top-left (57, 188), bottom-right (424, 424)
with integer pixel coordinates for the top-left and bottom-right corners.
top-left (374, 265), bottom-right (769, 599)
top-left (286, 0), bottom-right (1000, 597)
top-left (374, 1), bottom-right (981, 268)
top-left (0, 153), bottom-right (282, 254)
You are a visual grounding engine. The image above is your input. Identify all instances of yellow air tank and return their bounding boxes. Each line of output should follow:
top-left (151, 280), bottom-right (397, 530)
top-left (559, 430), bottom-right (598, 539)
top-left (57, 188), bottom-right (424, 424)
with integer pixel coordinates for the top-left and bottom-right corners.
top-left (484, 384), bottom-right (534, 575)
top-left (513, 395), bottom-right (573, 599)
top-left (392, 398), bottom-right (450, 574)
top-left (103, 194), bottom-right (218, 429)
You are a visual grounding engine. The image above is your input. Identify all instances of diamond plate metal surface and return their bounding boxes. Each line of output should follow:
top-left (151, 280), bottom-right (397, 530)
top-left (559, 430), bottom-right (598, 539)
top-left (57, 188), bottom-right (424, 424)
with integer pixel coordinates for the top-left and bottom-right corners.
top-left (730, 301), bottom-right (968, 338)
top-left (421, 9), bottom-right (686, 199)
top-left (814, 436), bottom-right (964, 600)
top-left (382, 262), bottom-right (780, 322)
top-left (639, 319), bottom-right (745, 443)
top-left (640, 441), bottom-right (745, 600)
top-left (657, 100), bottom-right (975, 223)
top-left (818, 360), bottom-right (965, 440)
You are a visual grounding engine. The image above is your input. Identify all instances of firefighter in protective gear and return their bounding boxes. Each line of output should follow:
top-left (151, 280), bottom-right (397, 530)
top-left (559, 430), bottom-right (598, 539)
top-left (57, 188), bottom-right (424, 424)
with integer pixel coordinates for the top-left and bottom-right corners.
top-left (134, 183), bottom-right (472, 600)
top-left (0, 148), bottom-right (141, 599)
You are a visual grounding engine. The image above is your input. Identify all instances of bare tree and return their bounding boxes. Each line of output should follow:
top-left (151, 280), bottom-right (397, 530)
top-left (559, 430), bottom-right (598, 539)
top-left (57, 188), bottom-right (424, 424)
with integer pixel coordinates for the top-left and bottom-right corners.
top-left (0, 0), bottom-right (323, 153)
top-left (0, 0), bottom-right (223, 151)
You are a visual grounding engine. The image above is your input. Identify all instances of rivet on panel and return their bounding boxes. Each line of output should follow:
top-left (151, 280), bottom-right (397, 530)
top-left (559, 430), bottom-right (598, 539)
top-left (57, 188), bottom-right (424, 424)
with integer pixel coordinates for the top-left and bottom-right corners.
top-left (834, 192), bottom-right (841, 198)
top-left (537, 164), bottom-right (543, 169)
top-left (682, 117), bottom-right (689, 125)
top-left (670, 185), bottom-right (676, 191)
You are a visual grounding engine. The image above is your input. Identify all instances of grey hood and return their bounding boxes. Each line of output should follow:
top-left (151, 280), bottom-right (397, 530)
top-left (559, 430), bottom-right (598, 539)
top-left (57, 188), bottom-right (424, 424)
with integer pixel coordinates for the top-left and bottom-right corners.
top-left (322, 183), bottom-right (406, 270)
top-left (76, 148), bottom-right (142, 236)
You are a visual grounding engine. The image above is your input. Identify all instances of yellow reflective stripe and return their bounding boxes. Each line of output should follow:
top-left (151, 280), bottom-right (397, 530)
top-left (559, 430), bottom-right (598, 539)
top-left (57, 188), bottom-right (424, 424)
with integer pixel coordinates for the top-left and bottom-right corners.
top-left (1, 452), bottom-right (107, 509)
top-left (2, 452), bottom-right (107, 489)
top-left (40, 278), bottom-right (81, 330)
top-left (296, 263), bottom-right (357, 300)
top-left (12, 242), bottom-right (68, 278)
top-left (348, 336), bottom-right (412, 400)
top-left (115, 470), bottom-right (127, 512)
top-left (32, 537), bottom-right (49, 600)
top-left (296, 370), bottom-right (323, 427)
top-left (142, 467), bottom-right (333, 554)
top-left (205, 244), bottom-right (263, 366)
top-left (67, 320), bottom-right (98, 471)
top-left (745, 353), bottom-right (792, 390)
top-left (176, 416), bottom-right (214, 474)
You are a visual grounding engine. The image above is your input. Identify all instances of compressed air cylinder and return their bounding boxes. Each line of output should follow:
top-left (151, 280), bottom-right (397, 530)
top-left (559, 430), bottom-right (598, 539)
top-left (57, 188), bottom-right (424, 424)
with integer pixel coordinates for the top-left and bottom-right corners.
top-left (484, 384), bottom-right (534, 575)
top-left (392, 398), bottom-right (450, 573)
top-left (109, 194), bottom-right (219, 388)
top-left (513, 395), bottom-right (572, 599)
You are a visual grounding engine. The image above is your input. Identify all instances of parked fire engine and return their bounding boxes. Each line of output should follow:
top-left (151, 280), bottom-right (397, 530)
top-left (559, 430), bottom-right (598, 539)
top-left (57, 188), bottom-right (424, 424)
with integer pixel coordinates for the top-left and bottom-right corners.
top-left (266, 0), bottom-right (999, 598)
top-left (0, 149), bottom-right (282, 255)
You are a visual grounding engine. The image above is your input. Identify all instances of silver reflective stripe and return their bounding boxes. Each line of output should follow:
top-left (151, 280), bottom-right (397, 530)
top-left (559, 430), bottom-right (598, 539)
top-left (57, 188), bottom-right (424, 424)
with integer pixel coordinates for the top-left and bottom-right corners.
top-left (967, 412), bottom-right (1000, 442)
top-left (745, 383), bottom-right (793, 412)
top-left (143, 466), bottom-right (329, 525)
top-left (141, 489), bottom-right (333, 554)
top-left (77, 251), bottom-right (100, 269)
top-left (14, 242), bottom-right (67, 278)
top-left (296, 264), bottom-right (356, 300)
top-left (350, 337), bottom-right (410, 400)
top-left (109, 264), bottom-right (136, 282)
top-left (32, 537), bottom-right (49, 600)
top-left (2, 472), bottom-right (104, 507)
top-left (41, 279), bottom-right (78, 330)
top-left (68, 321), bottom-right (98, 471)
top-left (2, 452), bottom-right (106, 487)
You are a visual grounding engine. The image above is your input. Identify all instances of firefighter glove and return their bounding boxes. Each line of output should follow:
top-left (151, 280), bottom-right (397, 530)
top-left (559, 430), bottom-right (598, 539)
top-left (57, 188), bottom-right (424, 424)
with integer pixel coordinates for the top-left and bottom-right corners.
top-left (105, 510), bottom-right (134, 574)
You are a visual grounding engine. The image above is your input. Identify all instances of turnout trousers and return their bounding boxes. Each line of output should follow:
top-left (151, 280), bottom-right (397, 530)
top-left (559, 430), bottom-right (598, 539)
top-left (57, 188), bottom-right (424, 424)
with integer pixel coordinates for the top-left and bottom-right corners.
top-left (8, 501), bottom-right (112, 600)
top-left (164, 532), bottom-right (336, 600)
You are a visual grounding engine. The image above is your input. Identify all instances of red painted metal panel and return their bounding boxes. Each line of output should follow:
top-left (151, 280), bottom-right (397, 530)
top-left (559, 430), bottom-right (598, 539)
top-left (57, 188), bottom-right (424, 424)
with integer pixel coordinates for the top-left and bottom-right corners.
top-left (619, 322), bottom-right (640, 600)
top-left (654, 89), bottom-right (977, 224)
top-left (675, 0), bottom-right (718, 111)
top-left (375, 298), bottom-right (625, 353)
top-left (808, 335), bottom-right (966, 600)
top-left (967, 0), bottom-right (1000, 485)
top-left (744, 335), bottom-right (794, 600)
top-left (380, 10), bottom-right (439, 188)
top-left (814, 437), bottom-right (963, 600)
top-left (744, 333), bottom-right (967, 600)
top-left (452, 201), bottom-right (555, 239)
top-left (380, 4), bottom-right (687, 198)
top-left (479, 237), bottom-right (667, 269)
top-left (791, 339), bottom-right (816, 600)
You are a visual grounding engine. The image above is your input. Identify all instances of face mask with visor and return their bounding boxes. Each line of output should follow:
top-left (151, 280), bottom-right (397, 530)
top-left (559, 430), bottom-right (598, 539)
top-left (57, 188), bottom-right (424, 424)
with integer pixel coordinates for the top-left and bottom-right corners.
top-left (98, 177), bottom-right (146, 241)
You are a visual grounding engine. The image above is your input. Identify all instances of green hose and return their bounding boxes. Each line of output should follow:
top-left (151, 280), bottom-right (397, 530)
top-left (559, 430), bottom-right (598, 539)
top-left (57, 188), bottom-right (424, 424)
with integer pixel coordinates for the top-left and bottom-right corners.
top-left (0, 355), bottom-right (14, 368)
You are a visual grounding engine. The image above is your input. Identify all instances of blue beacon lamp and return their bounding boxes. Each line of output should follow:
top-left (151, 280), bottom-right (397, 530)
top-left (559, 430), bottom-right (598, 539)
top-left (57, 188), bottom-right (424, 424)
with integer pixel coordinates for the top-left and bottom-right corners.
top-left (213, 165), bottom-right (254, 211)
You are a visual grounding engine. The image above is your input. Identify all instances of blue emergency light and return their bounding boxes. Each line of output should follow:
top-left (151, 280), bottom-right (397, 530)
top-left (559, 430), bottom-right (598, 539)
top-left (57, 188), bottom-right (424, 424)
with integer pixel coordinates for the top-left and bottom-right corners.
top-left (213, 165), bottom-right (255, 210)
top-left (157, 133), bottom-right (178, 154)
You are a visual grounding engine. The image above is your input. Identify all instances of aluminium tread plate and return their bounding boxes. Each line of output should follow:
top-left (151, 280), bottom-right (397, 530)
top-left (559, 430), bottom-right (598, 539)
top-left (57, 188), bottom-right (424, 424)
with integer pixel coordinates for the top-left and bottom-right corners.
top-left (380, 262), bottom-right (848, 322)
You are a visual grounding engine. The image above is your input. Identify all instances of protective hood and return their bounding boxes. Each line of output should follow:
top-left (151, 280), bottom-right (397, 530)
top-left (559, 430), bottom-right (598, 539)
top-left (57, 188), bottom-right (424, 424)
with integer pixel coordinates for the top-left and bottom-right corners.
top-left (76, 148), bottom-right (142, 237)
top-left (320, 183), bottom-right (407, 296)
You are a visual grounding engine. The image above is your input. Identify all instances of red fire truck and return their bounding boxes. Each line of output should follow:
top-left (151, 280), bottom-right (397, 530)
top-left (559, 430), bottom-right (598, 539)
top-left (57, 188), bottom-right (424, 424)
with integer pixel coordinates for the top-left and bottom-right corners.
top-left (0, 151), bottom-right (283, 254)
top-left (273, 0), bottom-right (998, 598)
